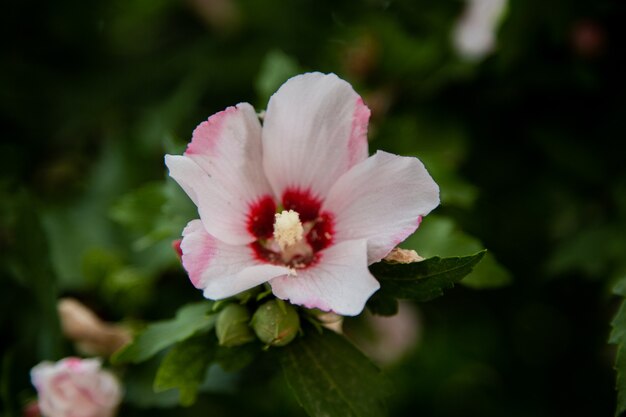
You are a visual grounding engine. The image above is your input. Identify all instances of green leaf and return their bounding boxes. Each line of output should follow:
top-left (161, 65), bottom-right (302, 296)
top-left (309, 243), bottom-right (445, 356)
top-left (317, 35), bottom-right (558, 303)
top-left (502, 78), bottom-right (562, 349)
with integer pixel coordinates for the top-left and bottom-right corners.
top-left (123, 358), bottom-right (181, 408)
top-left (610, 277), bottom-right (626, 416)
top-left (215, 344), bottom-right (257, 372)
top-left (369, 251), bottom-right (486, 302)
top-left (462, 254), bottom-right (512, 289)
top-left (41, 139), bottom-right (133, 290)
top-left (110, 181), bottom-right (193, 253)
top-left (547, 226), bottom-right (626, 278)
top-left (113, 302), bottom-right (216, 364)
top-left (109, 182), bottom-right (167, 232)
top-left (282, 329), bottom-right (390, 417)
top-left (615, 277), bottom-right (626, 297)
top-left (402, 215), bottom-right (512, 288)
top-left (154, 335), bottom-right (216, 406)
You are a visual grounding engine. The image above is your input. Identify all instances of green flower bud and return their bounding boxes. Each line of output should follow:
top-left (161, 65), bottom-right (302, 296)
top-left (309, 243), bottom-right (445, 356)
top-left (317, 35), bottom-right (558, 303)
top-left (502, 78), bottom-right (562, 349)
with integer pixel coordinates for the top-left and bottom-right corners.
top-left (251, 300), bottom-right (300, 347)
top-left (234, 287), bottom-right (260, 303)
top-left (216, 304), bottom-right (255, 347)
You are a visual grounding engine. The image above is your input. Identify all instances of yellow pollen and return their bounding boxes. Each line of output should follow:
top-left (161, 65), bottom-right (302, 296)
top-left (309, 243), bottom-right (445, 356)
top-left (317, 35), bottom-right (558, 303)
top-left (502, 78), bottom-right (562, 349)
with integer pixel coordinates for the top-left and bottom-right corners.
top-left (273, 210), bottom-right (304, 251)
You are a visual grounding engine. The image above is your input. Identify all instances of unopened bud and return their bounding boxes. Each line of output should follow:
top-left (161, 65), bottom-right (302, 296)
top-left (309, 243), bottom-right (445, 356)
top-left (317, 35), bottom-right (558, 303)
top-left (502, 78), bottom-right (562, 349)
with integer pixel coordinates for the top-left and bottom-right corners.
top-left (172, 239), bottom-right (183, 258)
top-left (309, 309), bottom-right (344, 333)
top-left (216, 304), bottom-right (255, 347)
top-left (251, 300), bottom-right (300, 347)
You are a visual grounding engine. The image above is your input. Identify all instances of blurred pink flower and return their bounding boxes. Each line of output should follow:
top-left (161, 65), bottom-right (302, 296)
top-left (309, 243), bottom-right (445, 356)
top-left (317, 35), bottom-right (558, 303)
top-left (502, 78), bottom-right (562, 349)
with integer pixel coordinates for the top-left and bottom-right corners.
top-left (452, 0), bottom-right (507, 60)
top-left (31, 358), bottom-right (122, 417)
top-left (166, 72), bottom-right (439, 316)
top-left (349, 301), bottom-right (422, 366)
top-left (58, 298), bottom-right (131, 357)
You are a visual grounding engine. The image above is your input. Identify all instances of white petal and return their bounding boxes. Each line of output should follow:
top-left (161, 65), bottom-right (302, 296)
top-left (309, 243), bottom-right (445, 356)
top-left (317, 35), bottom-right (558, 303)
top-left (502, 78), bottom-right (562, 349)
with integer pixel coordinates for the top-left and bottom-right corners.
top-left (185, 102), bottom-right (273, 199)
top-left (165, 155), bottom-right (249, 245)
top-left (322, 151), bottom-right (440, 264)
top-left (262, 72), bottom-right (370, 201)
top-left (452, 0), bottom-right (507, 60)
top-left (166, 103), bottom-right (275, 245)
top-left (269, 239), bottom-right (379, 316)
top-left (30, 361), bottom-right (55, 389)
top-left (181, 220), bottom-right (290, 299)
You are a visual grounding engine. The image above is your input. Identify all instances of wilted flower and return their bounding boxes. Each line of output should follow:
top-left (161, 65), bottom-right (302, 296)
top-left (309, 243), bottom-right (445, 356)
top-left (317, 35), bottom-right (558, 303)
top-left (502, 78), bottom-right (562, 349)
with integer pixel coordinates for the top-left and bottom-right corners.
top-left (384, 247), bottom-right (424, 264)
top-left (166, 72), bottom-right (439, 316)
top-left (452, 0), bottom-right (508, 60)
top-left (58, 298), bottom-right (131, 357)
top-left (31, 357), bottom-right (122, 417)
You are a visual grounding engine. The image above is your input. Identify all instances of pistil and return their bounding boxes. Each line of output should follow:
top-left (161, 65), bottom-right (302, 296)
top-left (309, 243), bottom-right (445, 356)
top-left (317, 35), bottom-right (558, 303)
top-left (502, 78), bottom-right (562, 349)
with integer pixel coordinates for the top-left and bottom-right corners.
top-left (273, 210), bottom-right (304, 251)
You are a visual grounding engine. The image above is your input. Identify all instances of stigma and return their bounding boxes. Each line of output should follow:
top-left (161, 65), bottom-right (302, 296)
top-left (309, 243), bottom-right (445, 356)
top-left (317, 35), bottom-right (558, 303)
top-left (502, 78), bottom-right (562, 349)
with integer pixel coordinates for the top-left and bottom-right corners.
top-left (273, 210), bottom-right (304, 251)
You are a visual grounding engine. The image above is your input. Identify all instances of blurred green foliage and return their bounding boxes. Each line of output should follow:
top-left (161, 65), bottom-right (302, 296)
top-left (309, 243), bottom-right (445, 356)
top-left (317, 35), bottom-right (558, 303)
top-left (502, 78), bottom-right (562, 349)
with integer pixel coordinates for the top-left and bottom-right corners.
top-left (2, 0), bottom-right (625, 416)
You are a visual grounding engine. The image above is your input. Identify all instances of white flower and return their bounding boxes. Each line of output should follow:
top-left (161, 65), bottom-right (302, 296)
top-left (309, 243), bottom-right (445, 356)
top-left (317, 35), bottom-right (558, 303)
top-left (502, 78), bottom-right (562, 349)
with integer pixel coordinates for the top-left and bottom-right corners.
top-left (165, 72), bottom-right (439, 316)
top-left (452, 0), bottom-right (508, 60)
top-left (31, 357), bottom-right (122, 417)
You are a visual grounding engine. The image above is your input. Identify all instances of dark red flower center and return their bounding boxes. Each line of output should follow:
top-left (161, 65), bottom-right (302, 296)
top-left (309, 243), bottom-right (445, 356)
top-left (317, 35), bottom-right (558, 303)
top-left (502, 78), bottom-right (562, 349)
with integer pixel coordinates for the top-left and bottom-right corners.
top-left (247, 188), bottom-right (334, 269)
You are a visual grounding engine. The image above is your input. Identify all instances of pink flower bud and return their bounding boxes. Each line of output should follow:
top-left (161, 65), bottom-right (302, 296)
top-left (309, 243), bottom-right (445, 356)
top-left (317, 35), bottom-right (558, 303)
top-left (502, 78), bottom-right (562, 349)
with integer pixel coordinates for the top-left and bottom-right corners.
top-left (172, 239), bottom-right (183, 258)
top-left (31, 357), bottom-right (122, 417)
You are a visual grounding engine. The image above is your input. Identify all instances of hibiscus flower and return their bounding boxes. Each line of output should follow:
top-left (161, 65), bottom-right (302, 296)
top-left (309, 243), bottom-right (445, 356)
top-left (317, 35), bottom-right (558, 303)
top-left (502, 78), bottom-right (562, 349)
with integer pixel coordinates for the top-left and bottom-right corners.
top-left (31, 357), bottom-right (122, 417)
top-left (165, 72), bottom-right (439, 316)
